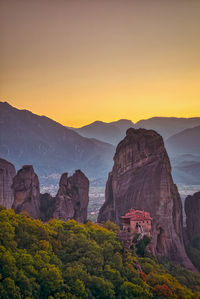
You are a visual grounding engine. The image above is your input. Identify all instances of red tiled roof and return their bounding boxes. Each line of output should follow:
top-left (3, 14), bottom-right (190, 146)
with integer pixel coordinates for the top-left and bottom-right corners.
top-left (121, 208), bottom-right (152, 221)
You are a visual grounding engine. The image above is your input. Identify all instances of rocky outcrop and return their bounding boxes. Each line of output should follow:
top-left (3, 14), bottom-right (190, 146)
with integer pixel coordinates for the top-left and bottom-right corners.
top-left (40, 193), bottom-right (54, 222)
top-left (185, 191), bottom-right (200, 242)
top-left (0, 158), bottom-right (16, 208)
top-left (12, 165), bottom-right (40, 218)
top-left (11, 164), bottom-right (89, 223)
top-left (98, 128), bottom-right (195, 270)
top-left (52, 170), bottom-right (89, 223)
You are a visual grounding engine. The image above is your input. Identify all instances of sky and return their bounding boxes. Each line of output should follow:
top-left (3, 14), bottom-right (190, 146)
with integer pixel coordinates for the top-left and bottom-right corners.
top-left (0, 0), bottom-right (200, 127)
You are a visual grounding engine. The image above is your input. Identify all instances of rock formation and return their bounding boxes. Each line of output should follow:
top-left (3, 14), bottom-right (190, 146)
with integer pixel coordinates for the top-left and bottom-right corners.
top-left (40, 193), bottom-right (54, 222)
top-left (11, 164), bottom-right (89, 223)
top-left (12, 165), bottom-right (40, 218)
top-left (0, 158), bottom-right (16, 208)
top-left (185, 191), bottom-right (200, 242)
top-left (52, 170), bottom-right (89, 223)
top-left (98, 128), bottom-right (195, 270)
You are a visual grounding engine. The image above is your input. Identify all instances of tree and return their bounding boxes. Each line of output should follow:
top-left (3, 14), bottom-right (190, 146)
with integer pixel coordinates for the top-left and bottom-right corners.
top-left (71, 279), bottom-right (88, 298)
top-left (119, 281), bottom-right (152, 298)
top-left (38, 264), bottom-right (63, 297)
top-left (136, 236), bottom-right (151, 256)
top-left (87, 276), bottom-right (115, 299)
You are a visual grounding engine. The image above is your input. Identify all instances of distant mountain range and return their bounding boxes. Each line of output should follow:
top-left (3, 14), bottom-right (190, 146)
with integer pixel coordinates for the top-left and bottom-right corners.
top-left (165, 126), bottom-right (200, 185)
top-left (68, 119), bottom-right (134, 145)
top-left (71, 116), bottom-right (200, 144)
top-left (0, 101), bottom-right (199, 188)
top-left (165, 125), bottom-right (200, 156)
top-left (134, 117), bottom-right (200, 140)
top-left (0, 102), bottom-right (115, 187)
top-left (169, 154), bottom-right (200, 185)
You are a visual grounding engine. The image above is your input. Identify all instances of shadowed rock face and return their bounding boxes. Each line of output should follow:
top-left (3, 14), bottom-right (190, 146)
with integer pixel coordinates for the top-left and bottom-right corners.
top-left (185, 191), bottom-right (200, 242)
top-left (11, 164), bottom-right (89, 223)
top-left (98, 128), bottom-right (195, 270)
top-left (0, 158), bottom-right (16, 208)
top-left (53, 170), bottom-right (89, 223)
top-left (12, 165), bottom-right (40, 218)
top-left (40, 193), bottom-right (54, 222)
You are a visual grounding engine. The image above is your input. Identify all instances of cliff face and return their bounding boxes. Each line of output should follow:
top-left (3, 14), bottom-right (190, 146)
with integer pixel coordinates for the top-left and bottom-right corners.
top-left (185, 191), bottom-right (200, 242)
top-left (98, 128), bottom-right (195, 270)
top-left (11, 165), bottom-right (89, 223)
top-left (40, 193), bottom-right (54, 222)
top-left (12, 165), bottom-right (40, 219)
top-left (0, 158), bottom-right (16, 208)
top-left (53, 170), bottom-right (89, 223)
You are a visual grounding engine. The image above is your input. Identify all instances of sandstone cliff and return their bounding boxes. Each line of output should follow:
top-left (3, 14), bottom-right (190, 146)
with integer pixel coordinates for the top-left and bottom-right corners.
top-left (0, 158), bottom-right (16, 208)
top-left (12, 165), bottom-right (40, 218)
top-left (52, 170), bottom-right (89, 223)
top-left (185, 191), bottom-right (200, 242)
top-left (11, 164), bottom-right (89, 222)
top-left (98, 128), bottom-right (195, 270)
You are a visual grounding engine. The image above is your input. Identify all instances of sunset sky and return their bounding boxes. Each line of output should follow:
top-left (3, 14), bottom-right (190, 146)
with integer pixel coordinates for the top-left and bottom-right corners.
top-left (1, 0), bottom-right (200, 127)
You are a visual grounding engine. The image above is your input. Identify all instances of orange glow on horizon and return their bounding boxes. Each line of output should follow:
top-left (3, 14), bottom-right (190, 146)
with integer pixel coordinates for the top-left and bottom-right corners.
top-left (0, 0), bottom-right (200, 127)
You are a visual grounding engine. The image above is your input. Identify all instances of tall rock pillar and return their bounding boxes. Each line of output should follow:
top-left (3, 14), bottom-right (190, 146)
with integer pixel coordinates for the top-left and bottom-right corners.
top-left (98, 128), bottom-right (195, 270)
top-left (12, 165), bottom-right (40, 218)
top-left (0, 158), bottom-right (16, 208)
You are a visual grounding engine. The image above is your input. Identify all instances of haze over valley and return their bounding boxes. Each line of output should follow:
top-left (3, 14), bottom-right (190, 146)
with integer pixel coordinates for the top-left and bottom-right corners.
top-left (1, 101), bottom-right (200, 220)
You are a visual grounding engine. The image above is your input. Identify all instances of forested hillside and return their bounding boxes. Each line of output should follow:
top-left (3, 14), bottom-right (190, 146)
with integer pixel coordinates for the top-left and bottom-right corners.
top-left (0, 207), bottom-right (200, 298)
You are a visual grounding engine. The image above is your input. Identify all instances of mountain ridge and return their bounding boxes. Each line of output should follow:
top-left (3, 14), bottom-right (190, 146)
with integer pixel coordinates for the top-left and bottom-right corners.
top-left (0, 101), bottom-right (115, 188)
top-left (69, 116), bottom-right (200, 144)
top-left (165, 125), bottom-right (200, 156)
top-left (70, 119), bottom-right (134, 145)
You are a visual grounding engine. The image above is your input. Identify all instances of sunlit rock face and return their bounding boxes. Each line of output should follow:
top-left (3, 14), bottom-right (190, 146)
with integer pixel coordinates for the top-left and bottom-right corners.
top-left (98, 128), bottom-right (195, 270)
top-left (0, 158), bottom-right (16, 208)
top-left (53, 170), bottom-right (89, 223)
top-left (185, 191), bottom-right (200, 243)
top-left (12, 165), bottom-right (40, 218)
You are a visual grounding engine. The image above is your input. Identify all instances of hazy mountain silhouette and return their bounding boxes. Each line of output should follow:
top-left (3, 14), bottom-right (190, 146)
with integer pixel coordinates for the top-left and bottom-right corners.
top-left (70, 119), bottom-right (134, 145)
top-left (165, 126), bottom-right (200, 185)
top-left (134, 117), bottom-right (200, 139)
top-left (0, 102), bottom-right (115, 186)
top-left (169, 154), bottom-right (200, 185)
top-left (165, 125), bottom-right (200, 156)
top-left (70, 117), bottom-right (200, 145)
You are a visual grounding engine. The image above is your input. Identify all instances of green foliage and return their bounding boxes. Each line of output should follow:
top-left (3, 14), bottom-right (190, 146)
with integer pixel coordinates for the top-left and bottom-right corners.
top-left (186, 246), bottom-right (200, 272)
top-left (119, 281), bottom-right (152, 298)
top-left (71, 279), bottom-right (88, 298)
top-left (0, 209), bottom-right (199, 298)
top-left (136, 235), bottom-right (151, 256)
top-left (186, 235), bottom-right (200, 272)
top-left (141, 262), bottom-right (154, 274)
top-left (87, 276), bottom-right (115, 298)
top-left (101, 221), bottom-right (120, 233)
top-left (161, 260), bottom-right (200, 294)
